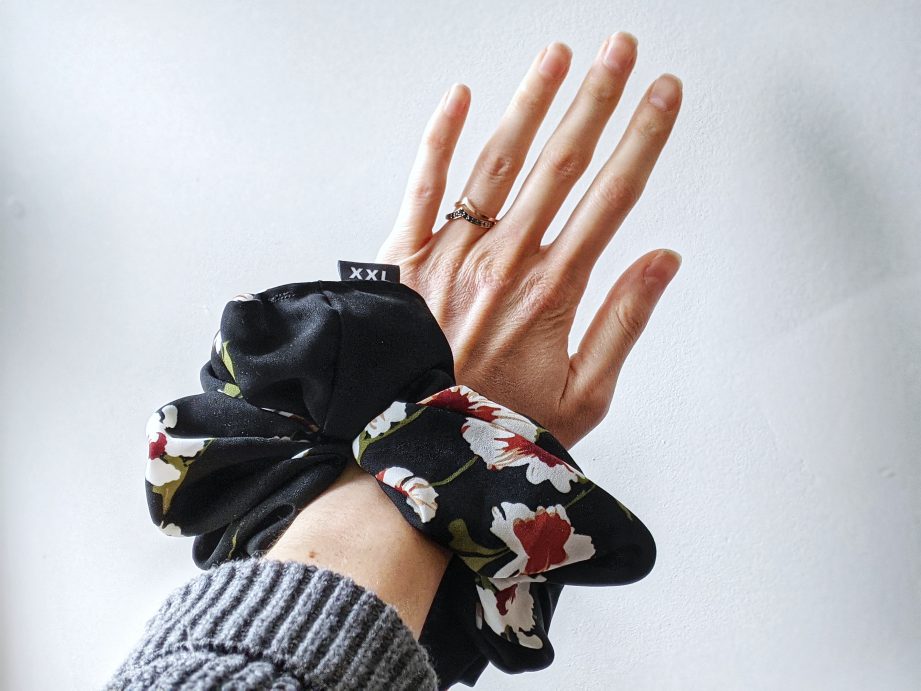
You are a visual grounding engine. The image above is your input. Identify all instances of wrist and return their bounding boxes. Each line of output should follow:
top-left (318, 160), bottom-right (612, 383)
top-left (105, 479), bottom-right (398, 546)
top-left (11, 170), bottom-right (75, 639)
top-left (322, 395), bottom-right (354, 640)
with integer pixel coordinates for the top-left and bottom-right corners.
top-left (266, 460), bottom-right (451, 638)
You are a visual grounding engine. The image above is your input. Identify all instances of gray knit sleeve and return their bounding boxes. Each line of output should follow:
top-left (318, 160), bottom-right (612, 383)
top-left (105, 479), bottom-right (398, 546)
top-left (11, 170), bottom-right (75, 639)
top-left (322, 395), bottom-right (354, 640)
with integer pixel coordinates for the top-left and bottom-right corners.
top-left (105, 558), bottom-right (440, 690)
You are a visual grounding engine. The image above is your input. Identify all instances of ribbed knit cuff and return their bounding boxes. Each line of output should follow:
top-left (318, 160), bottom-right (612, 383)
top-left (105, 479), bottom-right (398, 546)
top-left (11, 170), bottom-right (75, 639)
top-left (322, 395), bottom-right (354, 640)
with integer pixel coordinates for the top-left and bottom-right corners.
top-left (106, 558), bottom-right (440, 690)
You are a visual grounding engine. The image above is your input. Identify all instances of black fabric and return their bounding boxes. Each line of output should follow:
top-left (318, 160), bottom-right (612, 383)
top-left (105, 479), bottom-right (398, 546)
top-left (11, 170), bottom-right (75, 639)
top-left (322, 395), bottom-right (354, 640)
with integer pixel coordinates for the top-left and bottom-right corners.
top-left (144, 278), bottom-right (655, 688)
top-left (353, 383), bottom-right (655, 679)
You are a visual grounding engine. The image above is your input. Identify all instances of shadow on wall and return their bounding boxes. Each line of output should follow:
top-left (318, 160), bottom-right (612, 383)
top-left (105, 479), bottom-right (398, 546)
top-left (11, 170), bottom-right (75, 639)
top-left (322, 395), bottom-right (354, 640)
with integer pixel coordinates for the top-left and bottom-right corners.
top-left (773, 65), bottom-right (915, 316)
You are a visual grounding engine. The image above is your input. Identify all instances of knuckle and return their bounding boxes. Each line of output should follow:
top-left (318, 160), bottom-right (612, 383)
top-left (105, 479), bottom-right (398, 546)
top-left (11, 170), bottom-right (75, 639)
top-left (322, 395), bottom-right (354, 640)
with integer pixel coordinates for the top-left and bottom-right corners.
top-left (584, 78), bottom-right (620, 105)
top-left (423, 129), bottom-right (453, 153)
top-left (518, 270), bottom-right (579, 318)
top-left (541, 145), bottom-right (590, 183)
top-left (406, 179), bottom-right (443, 205)
top-left (478, 150), bottom-right (518, 185)
top-left (594, 173), bottom-right (641, 211)
top-left (613, 300), bottom-right (645, 343)
top-left (511, 88), bottom-right (545, 116)
top-left (631, 113), bottom-right (669, 144)
top-left (461, 252), bottom-right (514, 294)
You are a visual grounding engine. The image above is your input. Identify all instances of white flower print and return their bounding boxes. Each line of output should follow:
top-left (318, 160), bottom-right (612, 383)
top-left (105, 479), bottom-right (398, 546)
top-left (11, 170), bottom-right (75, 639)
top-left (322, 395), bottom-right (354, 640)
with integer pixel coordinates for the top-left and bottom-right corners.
top-left (365, 400), bottom-right (408, 438)
top-left (147, 457), bottom-right (181, 486)
top-left (462, 417), bottom-right (585, 493)
top-left (475, 573), bottom-right (546, 649)
top-left (145, 404), bottom-right (210, 487)
top-left (374, 466), bottom-right (439, 523)
top-left (160, 523), bottom-right (183, 537)
top-left (489, 502), bottom-right (595, 578)
top-left (421, 384), bottom-right (539, 440)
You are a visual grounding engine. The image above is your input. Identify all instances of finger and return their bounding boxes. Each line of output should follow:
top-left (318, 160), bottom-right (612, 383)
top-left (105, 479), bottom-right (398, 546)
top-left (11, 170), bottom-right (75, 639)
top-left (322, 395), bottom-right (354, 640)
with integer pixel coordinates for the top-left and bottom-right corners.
top-left (563, 248), bottom-right (681, 422)
top-left (494, 32), bottom-right (638, 255)
top-left (376, 83), bottom-right (471, 263)
top-left (450, 41), bottom-right (572, 233)
top-left (548, 74), bottom-right (682, 280)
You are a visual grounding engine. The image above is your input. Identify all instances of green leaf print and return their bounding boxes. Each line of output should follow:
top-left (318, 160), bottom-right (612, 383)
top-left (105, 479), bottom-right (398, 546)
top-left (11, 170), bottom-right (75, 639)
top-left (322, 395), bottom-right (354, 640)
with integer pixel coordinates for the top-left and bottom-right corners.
top-left (449, 518), bottom-right (509, 572)
top-left (227, 525), bottom-right (242, 559)
top-left (151, 439), bottom-right (215, 515)
top-left (354, 406), bottom-right (428, 462)
top-left (220, 340), bottom-right (236, 380)
top-left (563, 482), bottom-right (597, 510)
top-left (220, 382), bottom-right (242, 398)
top-left (431, 455), bottom-right (478, 487)
top-left (448, 518), bottom-right (507, 555)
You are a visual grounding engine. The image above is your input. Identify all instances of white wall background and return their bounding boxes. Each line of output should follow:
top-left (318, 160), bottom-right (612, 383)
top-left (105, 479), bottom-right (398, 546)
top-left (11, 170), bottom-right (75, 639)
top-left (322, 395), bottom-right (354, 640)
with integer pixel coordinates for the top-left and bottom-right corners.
top-left (1, 1), bottom-right (919, 689)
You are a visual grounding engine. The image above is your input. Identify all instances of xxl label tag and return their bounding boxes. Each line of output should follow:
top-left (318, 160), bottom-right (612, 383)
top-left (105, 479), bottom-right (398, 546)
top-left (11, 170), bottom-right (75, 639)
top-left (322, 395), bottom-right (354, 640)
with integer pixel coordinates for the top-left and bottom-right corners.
top-left (337, 260), bottom-right (401, 283)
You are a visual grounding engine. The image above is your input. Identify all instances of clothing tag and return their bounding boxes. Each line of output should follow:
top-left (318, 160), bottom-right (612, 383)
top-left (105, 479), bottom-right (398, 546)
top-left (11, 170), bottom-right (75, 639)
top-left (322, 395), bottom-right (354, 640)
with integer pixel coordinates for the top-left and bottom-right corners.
top-left (337, 260), bottom-right (401, 283)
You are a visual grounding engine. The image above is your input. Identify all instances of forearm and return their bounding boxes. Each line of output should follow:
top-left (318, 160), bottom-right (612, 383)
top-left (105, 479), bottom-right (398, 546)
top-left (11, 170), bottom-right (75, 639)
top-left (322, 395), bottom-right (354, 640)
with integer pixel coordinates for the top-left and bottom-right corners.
top-left (266, 460), bottom-right (452, 639)
top-left (109, 463), bottom-right (448, 690)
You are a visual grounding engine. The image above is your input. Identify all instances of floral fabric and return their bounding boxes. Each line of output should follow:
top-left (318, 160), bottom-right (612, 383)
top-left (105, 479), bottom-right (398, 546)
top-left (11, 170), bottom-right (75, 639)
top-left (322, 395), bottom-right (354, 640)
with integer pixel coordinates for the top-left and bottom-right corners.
top-left (144, 278), bottom-right (655, 689)
top-left (354, 384), bottom-right (655, 680)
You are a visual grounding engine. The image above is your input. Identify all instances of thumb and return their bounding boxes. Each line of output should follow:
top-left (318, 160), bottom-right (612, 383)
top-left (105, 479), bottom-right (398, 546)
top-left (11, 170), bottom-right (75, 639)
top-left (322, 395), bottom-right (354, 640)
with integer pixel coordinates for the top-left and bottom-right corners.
top-left (563, 248), bottom-right (681, 431)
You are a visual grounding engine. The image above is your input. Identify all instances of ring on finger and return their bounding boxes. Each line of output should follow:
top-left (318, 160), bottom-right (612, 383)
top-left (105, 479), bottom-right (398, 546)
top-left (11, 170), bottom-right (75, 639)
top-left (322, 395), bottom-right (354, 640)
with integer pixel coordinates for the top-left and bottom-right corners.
top-left (445, 195), bottom-right (498, 230)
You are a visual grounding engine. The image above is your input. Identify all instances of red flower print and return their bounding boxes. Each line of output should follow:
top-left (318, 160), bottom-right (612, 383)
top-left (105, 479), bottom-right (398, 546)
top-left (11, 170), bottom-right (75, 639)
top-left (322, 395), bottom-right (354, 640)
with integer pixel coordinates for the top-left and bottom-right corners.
top-left (474, 573), bottom-right (546, 649)
top-left (148, 432), bottom-right (168, 460)
top-left (512, 506), bottom-right (573, 573)
top-left (424, 387), bottom-right (499, 418)
top-left (421, 385), bottom-right (540, 440)
top-left (494, 583), bottom-right (517, 615)
top-left (489, 502), bottom-right (595, 578)
top-left (462, 418), bottom-right (585, 493)
top-left (502, 434), bottom-right (571, 469)
top-left (144, 405), bottom-right (210, 487)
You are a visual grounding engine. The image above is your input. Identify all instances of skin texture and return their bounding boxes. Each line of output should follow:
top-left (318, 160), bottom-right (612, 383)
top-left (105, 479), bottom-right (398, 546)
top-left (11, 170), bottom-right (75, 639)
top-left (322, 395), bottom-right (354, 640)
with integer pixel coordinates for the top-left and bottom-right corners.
top-left (266, 462), bottom-right (452, 639)
top-left (269, 33), bottom-right (683, 639)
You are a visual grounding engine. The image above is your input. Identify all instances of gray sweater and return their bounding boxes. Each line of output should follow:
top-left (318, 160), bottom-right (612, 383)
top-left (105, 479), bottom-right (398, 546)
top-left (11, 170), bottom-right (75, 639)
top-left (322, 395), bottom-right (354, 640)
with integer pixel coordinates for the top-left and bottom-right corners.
top-left (106, 558), bottom-right (441, 690)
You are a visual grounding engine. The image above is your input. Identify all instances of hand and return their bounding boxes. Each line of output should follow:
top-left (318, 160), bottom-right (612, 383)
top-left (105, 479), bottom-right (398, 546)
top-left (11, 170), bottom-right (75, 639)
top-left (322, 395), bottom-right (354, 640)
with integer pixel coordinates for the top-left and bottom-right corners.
top-left (376, 33), bottom-right (683, 449)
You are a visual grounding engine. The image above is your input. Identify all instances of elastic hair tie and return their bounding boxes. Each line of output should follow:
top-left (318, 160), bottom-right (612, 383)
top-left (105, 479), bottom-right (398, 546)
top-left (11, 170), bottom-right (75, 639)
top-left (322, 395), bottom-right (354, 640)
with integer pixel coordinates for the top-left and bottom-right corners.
top-left (144, 270), bottom-right (655, 687)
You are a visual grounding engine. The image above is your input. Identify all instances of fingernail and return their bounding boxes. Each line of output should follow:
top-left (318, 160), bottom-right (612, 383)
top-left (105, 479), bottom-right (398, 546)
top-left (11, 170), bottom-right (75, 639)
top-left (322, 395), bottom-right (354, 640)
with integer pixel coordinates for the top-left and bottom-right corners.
top-left (602, 31), bottom-right (637, 71)
top-left (539, 42), bottom-right (571, 79)
top-left (643, 249), bottom-right (682, 287)
top-left (648, 74), bottom-right (681, 111)
top-left (443, 83), bottom-right (467, 117)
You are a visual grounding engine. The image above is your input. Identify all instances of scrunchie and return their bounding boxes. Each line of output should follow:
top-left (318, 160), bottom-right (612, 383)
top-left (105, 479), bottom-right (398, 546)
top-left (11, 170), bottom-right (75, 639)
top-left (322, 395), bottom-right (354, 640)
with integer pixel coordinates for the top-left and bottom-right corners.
top-left (353, 384), bottom-right (655, 683)
top-left (145, 277), bottom-right (655, 688)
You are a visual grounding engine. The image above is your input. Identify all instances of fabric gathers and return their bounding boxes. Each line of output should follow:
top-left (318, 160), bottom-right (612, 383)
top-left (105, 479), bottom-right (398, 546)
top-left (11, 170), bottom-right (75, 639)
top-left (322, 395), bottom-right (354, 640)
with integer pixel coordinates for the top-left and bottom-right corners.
top-left (145, 280), bottom-right (454, 566)
top-left (145, 278), bottom-right (655, 688)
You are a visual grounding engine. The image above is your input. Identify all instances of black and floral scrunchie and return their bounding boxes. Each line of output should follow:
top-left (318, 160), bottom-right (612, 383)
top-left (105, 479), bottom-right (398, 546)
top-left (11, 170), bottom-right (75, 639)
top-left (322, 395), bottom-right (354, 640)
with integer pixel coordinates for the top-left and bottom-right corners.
top-left (144, 275), bottom-right (655, 688)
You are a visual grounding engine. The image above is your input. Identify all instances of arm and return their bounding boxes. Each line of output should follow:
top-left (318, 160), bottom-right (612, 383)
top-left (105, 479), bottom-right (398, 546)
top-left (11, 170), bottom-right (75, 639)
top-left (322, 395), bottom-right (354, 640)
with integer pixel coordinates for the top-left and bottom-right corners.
top-left (107, 464), bottom-right (445, 690)
top-left (113, 31), bottom-right (681, 691)
top-left (265, 461), bottom-right (452, 639)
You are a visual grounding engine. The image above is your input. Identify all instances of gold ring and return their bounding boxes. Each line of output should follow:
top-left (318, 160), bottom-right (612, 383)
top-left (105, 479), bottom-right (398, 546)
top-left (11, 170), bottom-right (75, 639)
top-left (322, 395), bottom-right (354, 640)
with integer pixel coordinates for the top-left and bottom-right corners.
top-left (445, 196), bottom-right (497, 229)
